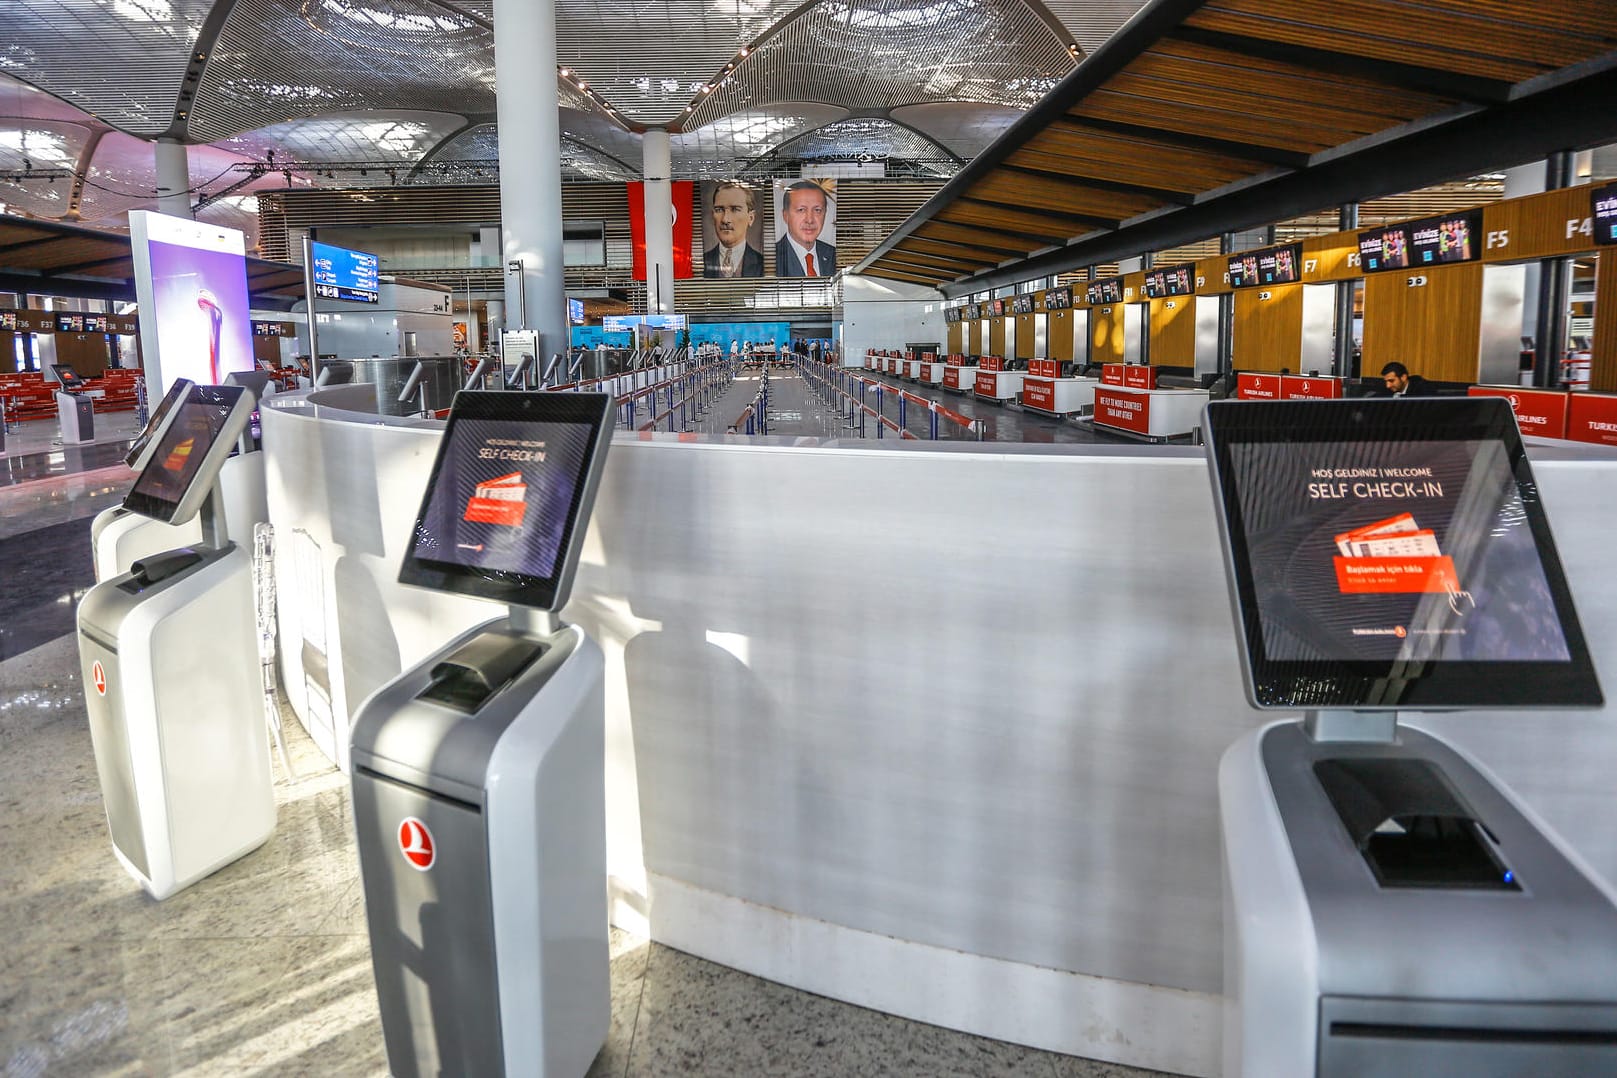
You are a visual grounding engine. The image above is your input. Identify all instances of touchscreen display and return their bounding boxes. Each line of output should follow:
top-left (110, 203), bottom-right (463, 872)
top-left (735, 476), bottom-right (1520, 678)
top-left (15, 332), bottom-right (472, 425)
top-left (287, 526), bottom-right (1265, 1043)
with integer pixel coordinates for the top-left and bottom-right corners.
top-left (128, 393), bottom-right (238, 514)
top-left (410, 418), bottom-right (594, 582)
top-left (124, 378), bottom-right (194, 468)
top-left (1204, 398), bottom-right (1600, 709)
top-left (1226, 438), bottom-right (1568, 663)
top-left (52, 365), bottom-right (84, 391)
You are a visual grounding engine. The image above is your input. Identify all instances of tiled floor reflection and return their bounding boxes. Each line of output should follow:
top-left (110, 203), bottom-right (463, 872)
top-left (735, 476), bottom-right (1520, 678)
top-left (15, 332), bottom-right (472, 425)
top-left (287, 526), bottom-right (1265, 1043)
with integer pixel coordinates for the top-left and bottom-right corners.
top-left (1, 632), bottom-right (1177, 1077)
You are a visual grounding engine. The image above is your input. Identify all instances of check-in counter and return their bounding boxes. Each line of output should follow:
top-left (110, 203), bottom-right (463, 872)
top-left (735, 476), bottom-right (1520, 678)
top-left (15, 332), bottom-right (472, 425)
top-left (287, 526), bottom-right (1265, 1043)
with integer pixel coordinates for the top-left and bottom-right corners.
top-left (1022, 376), bottom-right (1099, 415)
top-left (905, 359), bottom-right (925, 381)
top-left (1469, 384), bottom-right (1570, 440)
top-left (1092, 384), bottom-right (1209, 441)
top-left (941, 365), bottom-right (978, 393)
top-left (1235, 373), bottom-right (1281, 400)
top-left (974, 369), bottom-right (1024, 401)
top-left (917, 361), bottom-right (948, 385)
top-left (260, 386), bottom-right (1617, 1078)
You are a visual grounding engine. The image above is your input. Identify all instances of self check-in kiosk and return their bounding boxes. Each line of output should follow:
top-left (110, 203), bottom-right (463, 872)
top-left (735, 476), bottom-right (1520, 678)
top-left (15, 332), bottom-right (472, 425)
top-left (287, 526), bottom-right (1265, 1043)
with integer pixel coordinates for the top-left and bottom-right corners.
top-left (51, 363), bottom-right (95, 444)
top-left (90, 377), bottom-right (203, 580)
top-left (350, 391), bottom-right (615, 1078)
top-left (1204, 398), bottom-right (1617, 1076)
top-left (76, 385), bottom-right (276, 899)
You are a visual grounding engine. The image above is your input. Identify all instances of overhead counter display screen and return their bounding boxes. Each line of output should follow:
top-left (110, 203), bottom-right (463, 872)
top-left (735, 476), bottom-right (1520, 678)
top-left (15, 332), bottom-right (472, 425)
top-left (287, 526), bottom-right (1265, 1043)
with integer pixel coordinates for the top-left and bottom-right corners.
top-left (1228, 244), bottom-right (1299, 288)
top-left (1593, 180), bottom-right (1617, 246)
top-left (309, 240), bottom-right (380, 303)
top-left (1204, 398), bottom-right (1600, 709)
top-left (401, 392), bottom-right (615, 609)
top-left (1358, 210), bottom-right (1480, 273)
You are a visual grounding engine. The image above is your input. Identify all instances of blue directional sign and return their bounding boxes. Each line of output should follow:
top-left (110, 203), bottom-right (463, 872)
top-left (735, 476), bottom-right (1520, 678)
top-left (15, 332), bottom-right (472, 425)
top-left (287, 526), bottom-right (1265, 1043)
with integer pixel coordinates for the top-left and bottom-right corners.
top-left (309, 240), bottom-right (380, 303)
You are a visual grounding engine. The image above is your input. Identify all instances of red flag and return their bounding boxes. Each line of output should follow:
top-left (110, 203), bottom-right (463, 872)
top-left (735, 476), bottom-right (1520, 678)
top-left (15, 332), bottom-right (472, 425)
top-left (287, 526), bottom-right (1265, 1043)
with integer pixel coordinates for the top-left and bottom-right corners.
top-left (628, 181), bottom-right (695, 281)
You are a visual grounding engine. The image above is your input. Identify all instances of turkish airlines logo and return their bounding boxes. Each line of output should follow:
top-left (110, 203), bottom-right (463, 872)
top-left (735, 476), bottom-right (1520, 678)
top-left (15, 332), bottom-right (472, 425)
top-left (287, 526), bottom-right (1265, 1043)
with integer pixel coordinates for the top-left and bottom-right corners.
top-left (1509, 394), bottom-right (1521, 409)
top-left (91, 660), bottom-right (106, 696)
top-left (398, 817), bottom-right (435, 871)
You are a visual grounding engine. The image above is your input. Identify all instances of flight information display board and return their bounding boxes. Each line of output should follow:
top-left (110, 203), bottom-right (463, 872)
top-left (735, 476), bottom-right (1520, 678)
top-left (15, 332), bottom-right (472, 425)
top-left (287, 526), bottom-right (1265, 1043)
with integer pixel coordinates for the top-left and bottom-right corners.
top-left (1203, 398), bottom-right (1601, 709)
top-left (309, 240), bottom-right (380, 303)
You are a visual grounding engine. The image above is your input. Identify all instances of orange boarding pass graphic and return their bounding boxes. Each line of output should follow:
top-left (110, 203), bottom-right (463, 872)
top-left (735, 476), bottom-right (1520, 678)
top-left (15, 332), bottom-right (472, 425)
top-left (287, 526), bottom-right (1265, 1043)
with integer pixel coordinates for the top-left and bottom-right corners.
top-left (1331, 512), bottom-right (1472, 612)
top-left (162, 437), bottom-right (195, 472)
top-left (464, 471), bottom-right (527, 527)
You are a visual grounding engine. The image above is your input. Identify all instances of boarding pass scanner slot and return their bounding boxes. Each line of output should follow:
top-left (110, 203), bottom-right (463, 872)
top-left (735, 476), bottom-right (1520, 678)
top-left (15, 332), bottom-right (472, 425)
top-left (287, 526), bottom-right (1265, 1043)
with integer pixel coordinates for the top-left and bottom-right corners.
top-left (417, 630), bottom-right (547, 713)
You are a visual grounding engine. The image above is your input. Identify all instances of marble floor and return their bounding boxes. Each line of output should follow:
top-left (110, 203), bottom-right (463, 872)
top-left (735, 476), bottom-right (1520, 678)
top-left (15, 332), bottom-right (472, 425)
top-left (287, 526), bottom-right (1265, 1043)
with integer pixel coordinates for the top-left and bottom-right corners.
top-left (0, 452), bottom-right (1175, 1077)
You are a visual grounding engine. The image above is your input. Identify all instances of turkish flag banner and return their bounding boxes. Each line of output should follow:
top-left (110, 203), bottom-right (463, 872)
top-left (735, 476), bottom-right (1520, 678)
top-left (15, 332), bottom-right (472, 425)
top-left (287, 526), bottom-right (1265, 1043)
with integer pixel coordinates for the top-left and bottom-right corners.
top-left (628, 181), bottom-right (695, 281)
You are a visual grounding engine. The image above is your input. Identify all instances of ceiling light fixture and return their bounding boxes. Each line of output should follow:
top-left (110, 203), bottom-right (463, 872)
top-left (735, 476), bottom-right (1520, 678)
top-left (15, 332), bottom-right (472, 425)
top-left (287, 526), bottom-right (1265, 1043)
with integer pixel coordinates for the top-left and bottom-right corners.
top-left (560, 67), bottom-right (570, 77)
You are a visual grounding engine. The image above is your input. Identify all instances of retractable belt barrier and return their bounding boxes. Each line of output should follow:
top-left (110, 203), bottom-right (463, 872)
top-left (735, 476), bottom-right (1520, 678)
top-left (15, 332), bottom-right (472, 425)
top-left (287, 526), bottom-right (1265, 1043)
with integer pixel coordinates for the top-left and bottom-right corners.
top-left (798, 358), bottom-right (984, 441)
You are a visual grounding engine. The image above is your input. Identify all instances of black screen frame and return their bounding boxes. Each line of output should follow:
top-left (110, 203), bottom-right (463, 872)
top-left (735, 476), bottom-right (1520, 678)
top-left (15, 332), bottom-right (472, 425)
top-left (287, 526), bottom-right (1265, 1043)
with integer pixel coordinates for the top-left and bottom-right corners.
top-left (1203, 397), bottom-right (1601, 710)
top-left (123, 376), bottom-right (196, 469)
top-left (397, 391), bottom-right (615, 610)
top-left (122, 384), bottom-right (250, 524)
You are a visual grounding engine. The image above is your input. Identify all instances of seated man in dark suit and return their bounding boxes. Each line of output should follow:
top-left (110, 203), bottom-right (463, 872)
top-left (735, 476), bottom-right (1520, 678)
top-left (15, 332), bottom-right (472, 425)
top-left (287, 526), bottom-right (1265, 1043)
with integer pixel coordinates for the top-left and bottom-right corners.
top-left (703, 182), bottom-right (765, 278)
top-left (1381, 360), bottom-right (1438, 397)
top-left (775, 180), bottom-right (836, 278)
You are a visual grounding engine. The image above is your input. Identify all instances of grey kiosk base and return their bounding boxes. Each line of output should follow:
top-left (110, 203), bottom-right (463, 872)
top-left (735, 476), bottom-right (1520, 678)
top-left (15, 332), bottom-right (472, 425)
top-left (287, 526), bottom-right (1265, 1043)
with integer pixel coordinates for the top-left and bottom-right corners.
top-left (350, 389), bottom-right (617, 1078)
top-left (1222, 711), bottom-right (1617, 1077)
top-left (351, 610), bottom-right (608, 1078)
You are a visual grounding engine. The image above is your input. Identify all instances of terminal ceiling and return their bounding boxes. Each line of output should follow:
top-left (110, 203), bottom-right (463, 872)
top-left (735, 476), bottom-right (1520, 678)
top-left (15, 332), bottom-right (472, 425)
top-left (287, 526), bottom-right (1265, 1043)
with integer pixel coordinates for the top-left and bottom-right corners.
top-left (0, 0), bottom-right (1149, 241)
top-left (858, 0), bottom-right (1617, 293)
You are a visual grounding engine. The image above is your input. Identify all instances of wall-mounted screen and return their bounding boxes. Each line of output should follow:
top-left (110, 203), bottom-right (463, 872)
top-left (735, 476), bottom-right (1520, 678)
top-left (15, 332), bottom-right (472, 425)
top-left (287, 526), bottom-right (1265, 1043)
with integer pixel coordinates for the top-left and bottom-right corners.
top-left (1228, 244), bottom-right (1300, 288)
top-left (1011, 294), bottom-right (1036, 314)
top-left (1203, 398), bottom-right (1600, 709)
top-left (1143, 264), bottom-right (1194, 298)
top-left (642, 313), bottom-right (686, 330)
top-left (568, 298), bottom-right (585, 323)
top-left (1044, 286), bottom-right (1073, 310)
top-left (128, 211), bottom-right (256, 395)
top-left (399, 392), bottom-right (615, 611)
top-left (1359, 211), bottom-right (1480, 274)
top-left (1086, 278), bottom-right (1123, 305)
top-left (1592, 180), bottom-right (1617, 246)
top-left (309, 240), bottom-right (380, 303)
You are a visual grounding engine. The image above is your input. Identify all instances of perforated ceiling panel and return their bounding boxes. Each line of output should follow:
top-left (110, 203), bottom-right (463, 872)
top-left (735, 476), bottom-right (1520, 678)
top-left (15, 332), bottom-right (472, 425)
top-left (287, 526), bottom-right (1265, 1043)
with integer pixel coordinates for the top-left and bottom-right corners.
top-left (683, 0), bottom-right (1075, 131)
top-left (1040, 0), bottom-right (1151, 54)
top-left (0, 0), bottom-right (215, 135)
top-left (554, 0), bottom-right (803, 125)
top-left (674, 105), bottom-right (849, 176)
top-left (218, 111), bottom-right (469, 164)
top-left (767, 118), bottom-right (958, 176)
top-left (188, 0), bottom-right (496, 141)
top-left (889, 102), bottom-right (1026, 159)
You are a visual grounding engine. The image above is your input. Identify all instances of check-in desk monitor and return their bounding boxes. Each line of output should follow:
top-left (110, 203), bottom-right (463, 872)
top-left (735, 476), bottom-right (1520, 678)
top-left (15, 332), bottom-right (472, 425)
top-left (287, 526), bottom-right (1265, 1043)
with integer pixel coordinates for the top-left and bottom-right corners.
top-left (1204, 396), bottom-right (1600, 710)
top-left (123, 384), bottom-right (251, 526)
top-left (400, 390), bottom-right (614, 611)
top-left (123, 377), bottom-right (196, 470)
top-left (1204, 397), bottom-right (1617, 1078)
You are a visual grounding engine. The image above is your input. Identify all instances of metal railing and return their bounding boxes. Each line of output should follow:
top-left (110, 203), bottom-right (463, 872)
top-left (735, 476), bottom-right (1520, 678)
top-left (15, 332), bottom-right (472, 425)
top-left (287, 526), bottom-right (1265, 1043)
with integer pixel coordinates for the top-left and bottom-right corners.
top-left (729, 368), bottom-right (770, 435)
top-left (617, 359), bottom-right (735, 433)
top-left (798, 357), bottom-right (985, 441)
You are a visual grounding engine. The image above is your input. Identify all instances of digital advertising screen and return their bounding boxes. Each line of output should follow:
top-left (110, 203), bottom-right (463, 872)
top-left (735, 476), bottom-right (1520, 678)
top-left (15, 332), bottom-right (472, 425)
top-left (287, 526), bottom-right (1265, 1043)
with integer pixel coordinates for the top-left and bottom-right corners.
top-left (1045, 286), bottom-right (1073, 310)
top-left (1360, 212), bottom-right (1478, 273)
top-left (1228, 244), bottom-right (1300, 288)
top-left (309, 240), bottom-right (380, 303)
top-left (400, 392), bottom-right (615, 609)
top-left (129, 211), bottom-right (255, 396)
top-left (56, 314), bottom-right (85, 332)
top-left (643, 313), bottom-right (686, 330)
top-left (1204, 398), bottom-right (1600, 709)
top-left (1592, 180), bottom-right (1617, 246)
top-left (1086, 278), bottom-right (1124, 305)
top-left (1143, 264), bottom-right (1194, 298)
top-left (568, 298), bottom-right (585, 323)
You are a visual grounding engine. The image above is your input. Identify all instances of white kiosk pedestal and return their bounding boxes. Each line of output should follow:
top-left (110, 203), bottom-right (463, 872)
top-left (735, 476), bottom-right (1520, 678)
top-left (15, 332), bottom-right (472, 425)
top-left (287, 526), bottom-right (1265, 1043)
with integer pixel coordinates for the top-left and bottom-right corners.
top-left (57, 391), bottom-right (94, 444)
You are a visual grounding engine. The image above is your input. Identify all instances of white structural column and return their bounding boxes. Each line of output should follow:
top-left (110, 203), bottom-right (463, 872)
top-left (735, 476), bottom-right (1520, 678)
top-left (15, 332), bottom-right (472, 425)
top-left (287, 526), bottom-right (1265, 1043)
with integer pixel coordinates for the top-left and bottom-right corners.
top-left (154, 139), bottom-right (193, 219)
top-left (492, 0), bottom-right (568, 360)
top-left (642, 128), bottom-right (674, 313)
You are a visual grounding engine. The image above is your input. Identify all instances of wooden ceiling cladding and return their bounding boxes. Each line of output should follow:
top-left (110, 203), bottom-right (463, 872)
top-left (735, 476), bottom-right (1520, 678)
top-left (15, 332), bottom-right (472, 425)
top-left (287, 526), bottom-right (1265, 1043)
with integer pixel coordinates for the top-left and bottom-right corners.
top-left (858, 0), bottom-right (1617, 292)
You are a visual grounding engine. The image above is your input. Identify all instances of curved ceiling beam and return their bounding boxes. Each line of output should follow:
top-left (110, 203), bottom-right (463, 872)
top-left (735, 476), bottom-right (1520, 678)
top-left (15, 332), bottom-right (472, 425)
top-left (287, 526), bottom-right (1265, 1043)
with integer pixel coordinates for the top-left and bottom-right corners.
top-left (668, 0), bottom-right (819, 133)
top-left (403, 118), bottom-right (486, 183)
top-left (64, 127), bottom-right (107, 221)
top-left (741, 112), bottom-right (965, 174)
top-left (165, 0), bottom-right (245, 141)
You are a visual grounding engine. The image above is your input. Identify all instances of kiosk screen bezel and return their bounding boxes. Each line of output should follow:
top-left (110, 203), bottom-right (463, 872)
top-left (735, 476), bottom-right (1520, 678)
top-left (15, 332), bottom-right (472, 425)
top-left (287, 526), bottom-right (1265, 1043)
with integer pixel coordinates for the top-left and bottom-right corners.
top-left (123, 385), bottom-right (251, 525)
top-left (51, 364), bottom-right (85, 392)
top-left (398, 391), bottom-right (615, 610)
top-left (1203, 397), bottom-right (1601, 710)
top-left (123, 377), bottom-right (196, 469)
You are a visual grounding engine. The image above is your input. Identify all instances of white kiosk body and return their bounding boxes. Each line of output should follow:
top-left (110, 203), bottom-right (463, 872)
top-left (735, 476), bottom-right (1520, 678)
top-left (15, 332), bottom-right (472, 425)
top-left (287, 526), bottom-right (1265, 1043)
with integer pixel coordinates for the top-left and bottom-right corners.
top-left (350, 391), bottom-right (616, 1077)
top-left (52, 364), bottom-right (94, 444)
top-left (1204, 398), bottom-right (1617, 1077)
top-left (91, 378), bottom-right (201, 581)
top-left (76, 385), bottom-right (275, 899)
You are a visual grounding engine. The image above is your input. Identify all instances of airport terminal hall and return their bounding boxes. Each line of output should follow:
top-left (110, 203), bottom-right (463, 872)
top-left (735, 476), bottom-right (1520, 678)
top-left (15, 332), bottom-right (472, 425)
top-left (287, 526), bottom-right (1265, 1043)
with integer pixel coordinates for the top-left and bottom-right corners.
top-left (9, 1), bottom-right (1617, 1075)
